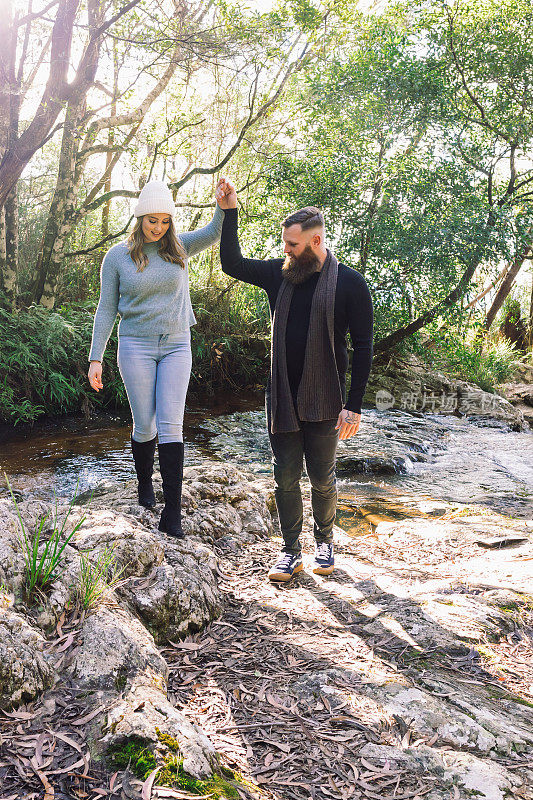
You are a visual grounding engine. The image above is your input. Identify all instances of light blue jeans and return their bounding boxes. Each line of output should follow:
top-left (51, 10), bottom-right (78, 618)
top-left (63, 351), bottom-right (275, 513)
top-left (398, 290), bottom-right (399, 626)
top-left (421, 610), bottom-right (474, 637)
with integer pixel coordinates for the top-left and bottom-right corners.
top-left (117, 332), bottom-right (192, 443)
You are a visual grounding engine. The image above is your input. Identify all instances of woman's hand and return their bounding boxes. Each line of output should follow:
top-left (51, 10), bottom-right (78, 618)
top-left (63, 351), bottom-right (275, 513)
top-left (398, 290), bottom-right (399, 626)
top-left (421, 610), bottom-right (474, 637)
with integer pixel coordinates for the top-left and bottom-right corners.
top-left (215, 177), bottom-right (237, 210)
top-left (88, 361), bottom-right (103, 392)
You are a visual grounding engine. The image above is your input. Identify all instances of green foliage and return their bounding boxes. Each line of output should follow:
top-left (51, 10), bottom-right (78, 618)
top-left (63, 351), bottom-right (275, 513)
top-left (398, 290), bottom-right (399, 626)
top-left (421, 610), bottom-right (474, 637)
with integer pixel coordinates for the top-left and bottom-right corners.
top-left (7, 477), bottom-right (85, 601)
top-left (107, 738), bottom-right (157, 780)
top-left (190, 284), bottom-right (269, 391)
top-left (412, 329), bottom-right (518, 391)
top-left (77, 544), bottom-right (125, 611)
top-left (0, 303), bottom-right (125, 424)
top-left (0, 284), bottom-right (270, 425)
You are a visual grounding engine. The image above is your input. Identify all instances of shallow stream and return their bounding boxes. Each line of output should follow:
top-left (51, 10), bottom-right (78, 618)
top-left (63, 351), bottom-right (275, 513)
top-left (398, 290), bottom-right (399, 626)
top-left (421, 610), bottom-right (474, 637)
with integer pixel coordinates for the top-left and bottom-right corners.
top-left (1, 396), bottom-right (532, 529)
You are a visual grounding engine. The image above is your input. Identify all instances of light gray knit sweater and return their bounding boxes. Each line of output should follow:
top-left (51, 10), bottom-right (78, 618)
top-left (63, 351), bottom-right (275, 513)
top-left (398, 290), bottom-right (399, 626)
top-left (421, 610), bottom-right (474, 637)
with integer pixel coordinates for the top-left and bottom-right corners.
top-left (89, 205), bottom-right (224, 362)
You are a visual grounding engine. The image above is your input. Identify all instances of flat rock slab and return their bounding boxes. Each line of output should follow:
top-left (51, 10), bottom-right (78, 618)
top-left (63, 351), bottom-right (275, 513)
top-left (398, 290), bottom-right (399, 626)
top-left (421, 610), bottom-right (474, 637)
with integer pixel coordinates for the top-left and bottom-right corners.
top-left (360, 744), bottom-right (526, 800)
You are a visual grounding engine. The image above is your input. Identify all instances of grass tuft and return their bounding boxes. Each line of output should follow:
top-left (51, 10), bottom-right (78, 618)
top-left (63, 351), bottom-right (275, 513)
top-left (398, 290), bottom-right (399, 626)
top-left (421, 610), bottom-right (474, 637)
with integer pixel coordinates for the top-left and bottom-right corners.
top-left (77, 543), bottom-right (124, 610)
top-left (6, 474), bottom-right (85, 601)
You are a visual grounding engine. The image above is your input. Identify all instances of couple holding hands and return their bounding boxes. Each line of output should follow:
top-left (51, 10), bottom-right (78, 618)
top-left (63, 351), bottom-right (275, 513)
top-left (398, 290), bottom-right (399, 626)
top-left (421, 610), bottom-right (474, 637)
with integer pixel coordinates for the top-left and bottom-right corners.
top-left (88, 177), bottom-right (373, 581)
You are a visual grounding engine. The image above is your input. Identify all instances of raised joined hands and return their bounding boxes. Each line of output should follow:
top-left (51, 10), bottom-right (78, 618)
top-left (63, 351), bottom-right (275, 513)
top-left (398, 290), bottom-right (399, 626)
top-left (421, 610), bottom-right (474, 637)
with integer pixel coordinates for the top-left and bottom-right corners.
top-left (216, 177), bottom-right (237, 210)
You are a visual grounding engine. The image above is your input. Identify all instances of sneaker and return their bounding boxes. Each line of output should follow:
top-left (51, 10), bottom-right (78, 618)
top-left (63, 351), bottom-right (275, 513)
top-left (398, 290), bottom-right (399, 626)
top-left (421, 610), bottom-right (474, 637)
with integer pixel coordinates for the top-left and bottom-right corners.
top-left (312, 542), bottom-right (334, 575)
top-left (268, 552), bottom-right (303, 582)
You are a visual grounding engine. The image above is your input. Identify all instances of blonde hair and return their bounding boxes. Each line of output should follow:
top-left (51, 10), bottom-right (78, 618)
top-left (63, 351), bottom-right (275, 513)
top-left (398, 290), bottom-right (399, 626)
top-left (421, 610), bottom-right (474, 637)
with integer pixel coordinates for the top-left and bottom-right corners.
top-left (127, 216), bottom-right (187, 271)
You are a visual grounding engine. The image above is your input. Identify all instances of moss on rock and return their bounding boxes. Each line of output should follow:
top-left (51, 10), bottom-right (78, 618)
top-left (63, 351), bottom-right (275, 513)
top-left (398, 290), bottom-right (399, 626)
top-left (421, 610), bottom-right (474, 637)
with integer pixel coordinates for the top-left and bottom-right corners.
top-left (107, 737), bottom-right (157, 779)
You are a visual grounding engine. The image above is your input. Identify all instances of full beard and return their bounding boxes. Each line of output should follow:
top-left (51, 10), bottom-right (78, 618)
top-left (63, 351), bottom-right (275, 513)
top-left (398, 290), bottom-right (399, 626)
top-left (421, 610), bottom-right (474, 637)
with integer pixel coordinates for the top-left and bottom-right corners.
top-left (282, 245), bottom-right (321, 285)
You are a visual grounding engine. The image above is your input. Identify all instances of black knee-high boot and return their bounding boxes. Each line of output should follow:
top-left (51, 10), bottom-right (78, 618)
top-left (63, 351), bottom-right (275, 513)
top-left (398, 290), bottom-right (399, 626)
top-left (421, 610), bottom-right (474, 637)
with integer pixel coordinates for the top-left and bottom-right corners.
top-left (157, 442), bottom-right (185, 538)
top-left (131, 436), bottom-right (157, 509)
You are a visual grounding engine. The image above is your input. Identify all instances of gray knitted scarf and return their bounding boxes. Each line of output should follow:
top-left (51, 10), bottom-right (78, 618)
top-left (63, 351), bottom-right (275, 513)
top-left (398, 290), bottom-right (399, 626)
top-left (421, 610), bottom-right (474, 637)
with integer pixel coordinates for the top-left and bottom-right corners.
top-left (270, 249), bottom-right (343, 434)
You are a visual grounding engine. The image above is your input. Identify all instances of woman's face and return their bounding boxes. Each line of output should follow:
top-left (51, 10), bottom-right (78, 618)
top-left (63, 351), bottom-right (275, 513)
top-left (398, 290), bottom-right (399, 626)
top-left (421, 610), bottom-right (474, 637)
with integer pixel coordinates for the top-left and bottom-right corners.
top-left (142, 213), bottom-right (171, 242)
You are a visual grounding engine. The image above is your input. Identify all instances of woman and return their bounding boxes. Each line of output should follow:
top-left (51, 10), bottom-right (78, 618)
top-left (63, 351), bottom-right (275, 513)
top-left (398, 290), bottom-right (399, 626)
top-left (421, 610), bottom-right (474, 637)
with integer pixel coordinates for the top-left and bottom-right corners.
top-left (88, 179), bottom-right (225, 538)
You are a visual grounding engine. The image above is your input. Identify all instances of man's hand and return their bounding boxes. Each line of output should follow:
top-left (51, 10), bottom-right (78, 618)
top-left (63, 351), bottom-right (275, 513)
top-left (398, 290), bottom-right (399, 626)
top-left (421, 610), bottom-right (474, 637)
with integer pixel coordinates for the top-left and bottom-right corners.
top-left (335, 408), bottom-right (361, 440)
top-left (215, 177), bottom-right (237, 210)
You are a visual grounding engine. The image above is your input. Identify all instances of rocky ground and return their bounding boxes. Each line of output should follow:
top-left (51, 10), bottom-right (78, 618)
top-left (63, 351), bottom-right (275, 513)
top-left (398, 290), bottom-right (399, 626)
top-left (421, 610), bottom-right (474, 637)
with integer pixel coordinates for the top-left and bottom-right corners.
top-left (364, 351), bottom-right (532, 431)
top-left (0, 460), bottom-right (532, 800)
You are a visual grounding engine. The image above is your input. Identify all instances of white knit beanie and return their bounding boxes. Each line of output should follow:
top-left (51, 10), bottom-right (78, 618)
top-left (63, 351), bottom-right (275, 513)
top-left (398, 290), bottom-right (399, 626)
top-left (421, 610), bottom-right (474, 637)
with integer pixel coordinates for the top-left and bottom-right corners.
top-left (133, 180), bottom-right (175, 217)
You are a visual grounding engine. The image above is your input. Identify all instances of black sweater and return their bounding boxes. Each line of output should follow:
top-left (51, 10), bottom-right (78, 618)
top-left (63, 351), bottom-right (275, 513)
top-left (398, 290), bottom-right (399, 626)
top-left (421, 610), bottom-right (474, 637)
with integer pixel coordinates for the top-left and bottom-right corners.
top-left (219, 209), bottom-right (373, 413)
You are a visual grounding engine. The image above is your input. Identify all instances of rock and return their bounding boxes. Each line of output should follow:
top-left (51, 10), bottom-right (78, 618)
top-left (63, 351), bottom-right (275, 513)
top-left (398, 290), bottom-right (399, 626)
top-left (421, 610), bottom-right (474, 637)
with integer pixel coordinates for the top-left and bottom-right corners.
top-left (364, 352), bottom-right (527, 430)
top-left (500, 382), bottom-right (533, 407)
top-left (360, 744), bottom-right (523, 800)
top-left (71, 604), bottom-right (218, 779)
top-left (184, 464), bottom-right (273, 542)
top-left (70, 605), bottom-right (168, 691)
top-left (99, 683), bottom-right (216, 779)
top-left (118, 538), bottom-right (222, 644)
top-left (0, 607), bottom-right (55, 709)
top-left (290, 668), bottom-right (532, 757)
top-left (364, 681), bottom-right (495, 753)
top-left (73, 509), bottom-right (165, 578)
top-left (456, 381), bottom-right (526, 430)
top-left (0, 497), bottom-right (50, 594)
top-left (499, 382), bottom-right (533, 427)
top-left (419, 676), bottom-right (533, 754)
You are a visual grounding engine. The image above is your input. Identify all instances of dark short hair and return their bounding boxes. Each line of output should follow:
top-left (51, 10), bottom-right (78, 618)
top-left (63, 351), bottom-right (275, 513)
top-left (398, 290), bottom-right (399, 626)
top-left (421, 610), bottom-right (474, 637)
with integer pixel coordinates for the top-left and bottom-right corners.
top-left (282, 206), bottom-right (324, 230)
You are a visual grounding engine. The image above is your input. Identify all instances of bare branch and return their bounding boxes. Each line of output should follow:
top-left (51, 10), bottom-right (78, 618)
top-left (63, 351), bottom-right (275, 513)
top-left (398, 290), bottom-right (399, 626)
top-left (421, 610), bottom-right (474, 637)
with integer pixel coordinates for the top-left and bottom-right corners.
top-left (21, 31), bottom-right (53, 95)
top-left (80, 39), bottom-right (181, 146)
top-left (171, 43), bottom-right (310, 190)
top-left (15, 0), bottom-right (59, 26)
top-left (65, 216), bottom-right (134, 255)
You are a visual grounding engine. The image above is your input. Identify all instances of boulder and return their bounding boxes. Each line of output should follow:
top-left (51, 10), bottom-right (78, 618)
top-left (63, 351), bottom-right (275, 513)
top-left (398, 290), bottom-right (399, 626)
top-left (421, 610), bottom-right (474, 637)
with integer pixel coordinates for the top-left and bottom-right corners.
top-left (100, 683), bottom-right (216, 779)
top-left (70, 604), bottom-right (168, 691)
top-left (117, 538), bottom-right (222, 644)
top-left (0, 607), bottom-right (55, 709)
top-left (364, 353), bottom-right (527, 430)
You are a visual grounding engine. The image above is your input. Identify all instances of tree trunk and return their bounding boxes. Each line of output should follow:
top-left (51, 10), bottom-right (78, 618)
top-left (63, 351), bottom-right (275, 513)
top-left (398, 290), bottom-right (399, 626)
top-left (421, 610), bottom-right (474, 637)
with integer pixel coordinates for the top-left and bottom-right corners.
top-left (101, 44), bottom-right (118, 238)
top-left (484, 227), bottom-right (533, 330)
top-left (0, 0), bottom-right (80, 210)
top-left (0, 0), bottom-right (140, 211)
top-left (0, 0), bottom-right (17, 308)
top-left (3, 185), bottom-right (18, 305)
top-left (32, 97), bottom-right (86, 307)
top-left (529, 269), bottom-right (533, 349)
top-left (4, 12), bottom-right (20, 309)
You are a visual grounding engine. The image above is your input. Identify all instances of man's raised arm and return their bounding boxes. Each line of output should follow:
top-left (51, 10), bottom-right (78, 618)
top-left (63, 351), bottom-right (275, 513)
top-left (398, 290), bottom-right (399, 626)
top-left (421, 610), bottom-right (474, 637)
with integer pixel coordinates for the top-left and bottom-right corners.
top-left (216, 178), bottom-right (279, 289)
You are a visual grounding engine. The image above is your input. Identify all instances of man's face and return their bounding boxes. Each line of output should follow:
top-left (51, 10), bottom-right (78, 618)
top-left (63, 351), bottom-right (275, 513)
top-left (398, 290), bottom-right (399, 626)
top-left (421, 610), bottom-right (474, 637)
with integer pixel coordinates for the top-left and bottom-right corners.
top-left (282, 224), bottom-right (314, 258)
top-left (281, 224), bottom-right (321, 284)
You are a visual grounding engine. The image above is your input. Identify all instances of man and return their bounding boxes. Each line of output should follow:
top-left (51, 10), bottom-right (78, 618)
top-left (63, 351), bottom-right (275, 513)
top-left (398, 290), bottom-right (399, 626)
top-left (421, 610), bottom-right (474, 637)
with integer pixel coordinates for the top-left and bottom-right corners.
top-left (216, 178), bottom-right (373, 581)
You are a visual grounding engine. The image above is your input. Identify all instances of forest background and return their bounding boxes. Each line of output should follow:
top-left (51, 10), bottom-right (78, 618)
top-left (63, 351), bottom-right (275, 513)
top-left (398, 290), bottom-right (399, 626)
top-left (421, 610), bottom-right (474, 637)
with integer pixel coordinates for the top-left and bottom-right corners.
top-left (0, 0), bottom-right (532, 425)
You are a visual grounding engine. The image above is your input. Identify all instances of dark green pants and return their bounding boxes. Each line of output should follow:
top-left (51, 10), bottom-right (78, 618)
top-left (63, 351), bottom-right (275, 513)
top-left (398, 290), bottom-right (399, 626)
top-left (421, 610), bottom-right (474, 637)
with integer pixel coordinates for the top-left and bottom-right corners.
top-left (266, 394), bottom-right (339, 555)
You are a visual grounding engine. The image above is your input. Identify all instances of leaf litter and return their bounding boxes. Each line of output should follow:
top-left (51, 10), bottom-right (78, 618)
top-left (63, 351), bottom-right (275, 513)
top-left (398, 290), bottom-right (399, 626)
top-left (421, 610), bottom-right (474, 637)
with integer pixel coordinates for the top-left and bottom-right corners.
top-left (1, 516), bottom-right (532, 799)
